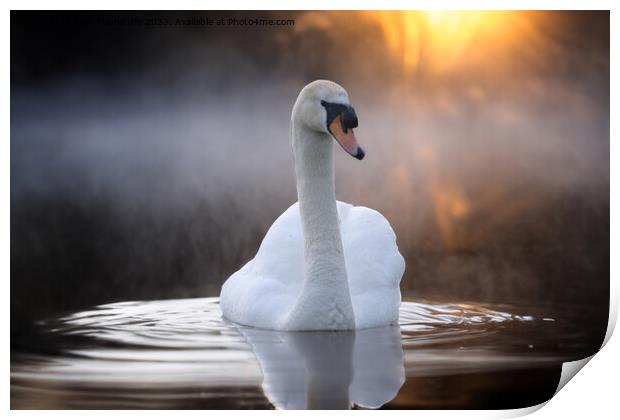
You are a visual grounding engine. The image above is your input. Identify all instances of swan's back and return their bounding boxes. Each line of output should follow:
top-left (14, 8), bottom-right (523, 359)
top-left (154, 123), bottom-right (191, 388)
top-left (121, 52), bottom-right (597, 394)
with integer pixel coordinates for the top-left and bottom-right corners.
top-left (219, 202), bottom-right (405, 330)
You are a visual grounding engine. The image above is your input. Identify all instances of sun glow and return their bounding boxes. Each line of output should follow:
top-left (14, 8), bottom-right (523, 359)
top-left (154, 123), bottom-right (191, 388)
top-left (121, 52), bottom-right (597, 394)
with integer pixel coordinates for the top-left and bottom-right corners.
top-left (364, 11), bottom-right (518, 75)
top-left (296, 10), bottom-right (559, 253)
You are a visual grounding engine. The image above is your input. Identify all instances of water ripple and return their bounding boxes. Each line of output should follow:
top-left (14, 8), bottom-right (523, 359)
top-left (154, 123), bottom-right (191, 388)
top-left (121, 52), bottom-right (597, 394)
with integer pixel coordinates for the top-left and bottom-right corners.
top-left (11, 297), bottom-right (596, 409)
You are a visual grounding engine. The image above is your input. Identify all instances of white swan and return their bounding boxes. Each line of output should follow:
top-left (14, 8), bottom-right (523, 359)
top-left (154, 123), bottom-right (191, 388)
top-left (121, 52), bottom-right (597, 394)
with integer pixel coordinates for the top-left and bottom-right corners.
top-left (220, 80), bottom-right (405, 330)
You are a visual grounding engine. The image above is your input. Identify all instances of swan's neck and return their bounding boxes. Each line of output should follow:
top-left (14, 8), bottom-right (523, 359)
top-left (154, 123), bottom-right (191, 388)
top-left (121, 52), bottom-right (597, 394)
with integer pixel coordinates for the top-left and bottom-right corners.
top-left (284, 123), bottom-right (355, 330)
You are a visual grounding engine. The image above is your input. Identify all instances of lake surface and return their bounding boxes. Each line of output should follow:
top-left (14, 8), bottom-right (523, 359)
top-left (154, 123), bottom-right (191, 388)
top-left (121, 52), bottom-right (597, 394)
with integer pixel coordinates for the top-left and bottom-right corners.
top-left (11, 297), bottom-right (602, 409)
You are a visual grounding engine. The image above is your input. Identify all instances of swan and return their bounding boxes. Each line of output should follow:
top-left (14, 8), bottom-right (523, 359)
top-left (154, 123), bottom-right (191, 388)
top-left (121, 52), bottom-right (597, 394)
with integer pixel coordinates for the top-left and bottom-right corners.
top-left (220, 80), bottom-right (405, 330)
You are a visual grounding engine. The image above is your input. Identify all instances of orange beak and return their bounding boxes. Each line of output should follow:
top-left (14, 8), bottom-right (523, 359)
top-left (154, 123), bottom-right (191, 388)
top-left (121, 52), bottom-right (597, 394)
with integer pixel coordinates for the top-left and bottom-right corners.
top-left (328, 115), bottom-right (365, 160)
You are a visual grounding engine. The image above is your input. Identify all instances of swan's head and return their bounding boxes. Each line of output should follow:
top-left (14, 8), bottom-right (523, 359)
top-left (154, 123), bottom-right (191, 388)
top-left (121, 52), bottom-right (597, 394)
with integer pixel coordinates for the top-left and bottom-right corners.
top-left (292, 80), bottom-right (364, 160)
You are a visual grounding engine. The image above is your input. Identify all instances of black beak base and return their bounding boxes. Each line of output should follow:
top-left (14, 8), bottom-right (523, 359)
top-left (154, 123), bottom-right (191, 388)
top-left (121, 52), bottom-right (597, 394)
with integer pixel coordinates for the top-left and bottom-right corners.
top-left (321, 100), bottom-right (364, 160)
top-left (321, 100), bottom-right (358, 132)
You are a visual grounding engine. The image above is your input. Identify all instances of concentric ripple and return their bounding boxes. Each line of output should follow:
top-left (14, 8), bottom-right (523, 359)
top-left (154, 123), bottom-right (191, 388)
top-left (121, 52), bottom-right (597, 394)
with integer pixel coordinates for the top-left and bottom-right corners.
top-left (11, 297), bottom-right (596, 409)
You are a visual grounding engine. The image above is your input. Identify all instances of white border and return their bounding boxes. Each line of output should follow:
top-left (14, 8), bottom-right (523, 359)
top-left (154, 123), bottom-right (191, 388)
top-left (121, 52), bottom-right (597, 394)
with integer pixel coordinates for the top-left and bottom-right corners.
top-left (4, 2), bottom-right (617, 418)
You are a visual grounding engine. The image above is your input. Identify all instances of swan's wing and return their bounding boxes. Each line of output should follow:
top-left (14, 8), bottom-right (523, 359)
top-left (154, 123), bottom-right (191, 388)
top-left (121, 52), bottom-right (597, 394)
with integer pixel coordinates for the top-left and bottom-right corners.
top-left (252, 202), bottom-right (304, 285)
top-left (220, 203), bottom-right (304, 329)
top-left (339, 202), bottom-right (405, 329)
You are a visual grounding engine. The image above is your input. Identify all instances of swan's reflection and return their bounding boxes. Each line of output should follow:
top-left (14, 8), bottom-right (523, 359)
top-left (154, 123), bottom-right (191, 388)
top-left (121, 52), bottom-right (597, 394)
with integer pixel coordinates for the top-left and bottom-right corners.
top-left (236, 325), bottom-right (405, 409)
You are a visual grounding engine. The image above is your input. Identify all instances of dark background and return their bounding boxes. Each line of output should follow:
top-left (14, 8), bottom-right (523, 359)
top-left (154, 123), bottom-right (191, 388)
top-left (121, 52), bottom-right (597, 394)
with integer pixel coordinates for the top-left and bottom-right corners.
top-left (11, 11), bottom-right (609, 345)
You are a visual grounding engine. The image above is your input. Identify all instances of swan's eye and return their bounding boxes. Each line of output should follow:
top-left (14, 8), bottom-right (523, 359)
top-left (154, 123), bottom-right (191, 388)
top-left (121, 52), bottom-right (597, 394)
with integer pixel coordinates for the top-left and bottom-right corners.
top-left (341, 106), bottom-right (358, 131)
top-left (320, 100), bottom-right (358, 133)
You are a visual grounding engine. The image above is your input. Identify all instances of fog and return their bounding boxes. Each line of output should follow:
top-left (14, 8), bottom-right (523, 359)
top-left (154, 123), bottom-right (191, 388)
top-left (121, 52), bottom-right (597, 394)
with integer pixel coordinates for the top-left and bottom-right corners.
top-left (11, 11), bottom-right (609, 339)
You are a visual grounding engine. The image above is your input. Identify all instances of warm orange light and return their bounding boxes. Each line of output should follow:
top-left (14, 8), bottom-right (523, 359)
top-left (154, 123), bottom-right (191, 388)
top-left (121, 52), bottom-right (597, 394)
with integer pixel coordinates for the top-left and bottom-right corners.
top-left (430, 183), bottom-right (471, 251)
top-left (364, 11), bottom-right (518, 75)
top-left (295, 10), bottom-right (542, 81)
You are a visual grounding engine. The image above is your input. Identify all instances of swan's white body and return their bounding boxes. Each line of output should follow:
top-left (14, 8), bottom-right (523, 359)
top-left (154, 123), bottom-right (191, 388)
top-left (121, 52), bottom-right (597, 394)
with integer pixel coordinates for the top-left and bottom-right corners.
top-left (220, 80), bottom-right (405, 330)
top-left (220, 201), bottom-right (404, 329)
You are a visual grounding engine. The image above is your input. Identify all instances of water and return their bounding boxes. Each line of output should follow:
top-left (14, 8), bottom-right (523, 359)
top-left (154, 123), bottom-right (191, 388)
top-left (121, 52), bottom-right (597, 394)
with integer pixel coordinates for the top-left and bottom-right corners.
top-left (11, 298), bottom-right (601, 409)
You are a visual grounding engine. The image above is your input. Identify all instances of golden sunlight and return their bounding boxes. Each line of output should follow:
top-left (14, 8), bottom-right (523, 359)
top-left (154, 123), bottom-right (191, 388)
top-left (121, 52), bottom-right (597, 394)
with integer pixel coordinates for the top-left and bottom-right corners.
top-left (364, 10), bottom-right (520, 75)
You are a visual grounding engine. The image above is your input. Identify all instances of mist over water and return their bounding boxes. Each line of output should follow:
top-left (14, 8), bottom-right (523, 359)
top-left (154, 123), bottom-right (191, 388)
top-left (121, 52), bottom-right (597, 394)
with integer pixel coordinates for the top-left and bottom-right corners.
top-left (11, 11), bottom-right (609, 342)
